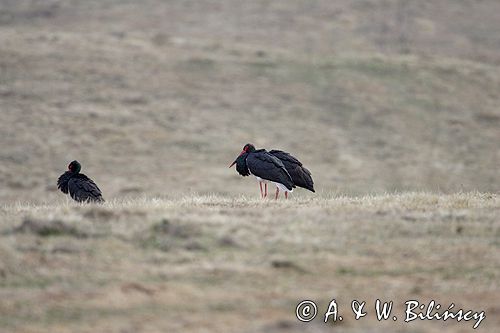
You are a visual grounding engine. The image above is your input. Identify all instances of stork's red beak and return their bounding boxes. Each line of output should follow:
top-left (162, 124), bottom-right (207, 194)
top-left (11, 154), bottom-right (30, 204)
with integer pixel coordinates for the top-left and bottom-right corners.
top-left (229, 150), bottom-right (245, 168)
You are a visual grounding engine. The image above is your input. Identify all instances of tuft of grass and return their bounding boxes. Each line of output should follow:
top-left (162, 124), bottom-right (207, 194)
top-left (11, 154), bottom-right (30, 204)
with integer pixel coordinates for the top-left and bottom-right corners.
top-left (11, 217), bottom-right (87, 238)
top-left (139, 218), bottom-right (205, 252)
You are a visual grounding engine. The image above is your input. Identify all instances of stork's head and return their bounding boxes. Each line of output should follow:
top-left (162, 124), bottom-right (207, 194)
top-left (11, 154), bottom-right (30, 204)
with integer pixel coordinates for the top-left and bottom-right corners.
top-left (242, 143), bottom-right (256, 153)
top-left (229, 143), bottom-right (256, 168)
top-left (68, 160), bottom-right (81, 173)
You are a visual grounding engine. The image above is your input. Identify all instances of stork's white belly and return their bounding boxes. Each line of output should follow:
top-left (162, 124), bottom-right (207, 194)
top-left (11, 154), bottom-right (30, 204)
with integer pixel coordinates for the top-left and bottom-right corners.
top-left (249, 171), bottom-right (292, 192)
top-left (254, 176), bottom-right (268, 183)
top-left (273, 181), bottom-right (293, 193)
top-left (249, 170), bottom-right (267, 183)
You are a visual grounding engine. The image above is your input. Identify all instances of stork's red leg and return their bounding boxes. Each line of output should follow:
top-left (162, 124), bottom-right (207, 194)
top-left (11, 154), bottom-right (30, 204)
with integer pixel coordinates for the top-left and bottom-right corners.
top-left (275, 188), bottom-right (279, 200)
top-left (285, 192), bottom-right (288, 199)
top-left (264, 183), bottom-right (268, 198)
top-left (259, 182), bottom-right (263, 198)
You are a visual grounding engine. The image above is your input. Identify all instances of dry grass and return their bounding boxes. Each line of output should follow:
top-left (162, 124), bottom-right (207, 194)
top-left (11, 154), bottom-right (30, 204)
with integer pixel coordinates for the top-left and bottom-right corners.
top-left (0, 192), bottom-right (498, 332)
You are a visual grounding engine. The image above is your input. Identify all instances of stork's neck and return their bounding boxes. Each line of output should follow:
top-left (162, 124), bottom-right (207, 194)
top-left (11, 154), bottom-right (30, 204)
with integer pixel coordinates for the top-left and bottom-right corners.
top-left (235, 153), bottom-right (250, 176)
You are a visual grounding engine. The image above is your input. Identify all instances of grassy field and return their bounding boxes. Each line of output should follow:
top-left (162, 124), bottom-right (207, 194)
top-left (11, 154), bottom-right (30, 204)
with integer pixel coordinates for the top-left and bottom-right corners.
top-left (0, 192), bottom-right (499, 332)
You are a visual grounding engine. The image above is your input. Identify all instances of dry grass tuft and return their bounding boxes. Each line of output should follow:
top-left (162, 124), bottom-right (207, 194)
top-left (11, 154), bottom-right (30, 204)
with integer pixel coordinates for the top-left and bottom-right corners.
top-left (11, 217), bottom-right (87, 238)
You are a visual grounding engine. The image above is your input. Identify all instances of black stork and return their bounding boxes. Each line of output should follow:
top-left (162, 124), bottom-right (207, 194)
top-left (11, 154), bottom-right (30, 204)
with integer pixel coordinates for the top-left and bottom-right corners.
top-left (269, 150), bottom-right (315, 193)
top-left (57, 160), bottom-right (104, 203)
top-left (229, 144), bottom-right (295, 199)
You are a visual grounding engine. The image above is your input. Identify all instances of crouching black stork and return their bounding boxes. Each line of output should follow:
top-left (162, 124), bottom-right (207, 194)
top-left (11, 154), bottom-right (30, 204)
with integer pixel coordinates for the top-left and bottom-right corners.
top-left (269, 150), bottom-right (315, 193)
top-left (57, 160), bottom-right (104, 203)
top-left (229, 144), bottom-right (295, 199)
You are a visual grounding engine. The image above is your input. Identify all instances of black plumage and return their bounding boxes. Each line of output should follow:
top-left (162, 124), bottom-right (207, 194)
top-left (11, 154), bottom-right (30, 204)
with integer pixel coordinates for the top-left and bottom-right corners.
top-left (57, 160), bottom-right (104, 203)
top-left (230, 144), bottom-right (295, 198)
top-left (246, 150), bottom-right (294, 191)
top-left (234, 152), bottom-right (251, 177)
top-left (269, 150), bottom-right (315, 192)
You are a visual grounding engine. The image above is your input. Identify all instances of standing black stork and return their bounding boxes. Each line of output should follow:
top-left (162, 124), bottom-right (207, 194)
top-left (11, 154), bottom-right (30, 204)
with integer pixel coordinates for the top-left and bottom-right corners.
top-left (269, 150), bottom-right (315, 194)
top-left (57, 160), bottom-right (104, 203)
top-left (229, 144), bottom-right (295, 199)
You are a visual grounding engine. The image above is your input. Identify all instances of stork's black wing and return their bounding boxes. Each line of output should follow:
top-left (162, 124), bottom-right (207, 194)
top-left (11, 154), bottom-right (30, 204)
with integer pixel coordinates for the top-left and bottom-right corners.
top-left (269, 150), bottom-right (303, 166)
top-left (246, 151), bottom-right (294, 191)
top-left (68, 174), bottom-right (104, 203)
top-left (269, 150), bottom-right (315, 192)
top-left (57, 171), bottom-right (72, 194)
